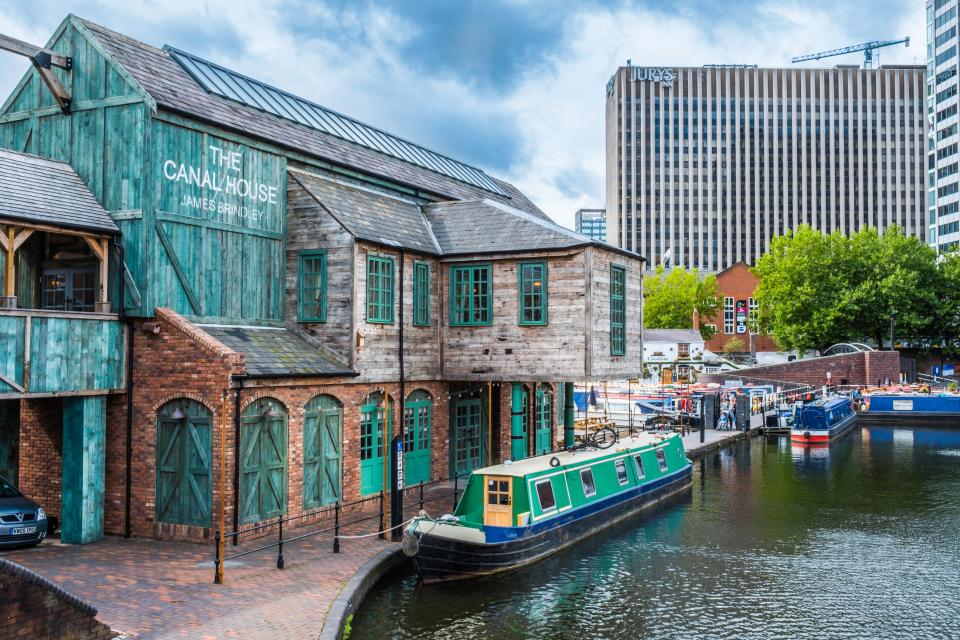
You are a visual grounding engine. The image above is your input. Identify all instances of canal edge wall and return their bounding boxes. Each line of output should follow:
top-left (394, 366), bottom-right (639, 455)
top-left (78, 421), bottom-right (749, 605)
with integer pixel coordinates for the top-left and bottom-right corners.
top-left (319, 544), bottom-right (405, 640)
top-left (684, 428), bottom-right (758, 461)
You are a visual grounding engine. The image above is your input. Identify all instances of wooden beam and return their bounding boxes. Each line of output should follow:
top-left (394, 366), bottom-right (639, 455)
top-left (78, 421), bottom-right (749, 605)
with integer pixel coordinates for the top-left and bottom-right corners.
top-left (0, 218), bottom-right (112, 241)
top-left (0, 228), bottom-right (8, 253)
top-left (0, 372), bottom-right (25, 394)
top-left (83, 236), bottom-right (105, 261)
top-left (34, 65), bottom-right (72, 114)
top-left (99, 238), bottom-right (109, 305)
top-left (5, 226), bottom-right (14, 298)
top-left (0, 33), bottom-right (71, 69)
top-left (12, 228), bottom-right (34, 252)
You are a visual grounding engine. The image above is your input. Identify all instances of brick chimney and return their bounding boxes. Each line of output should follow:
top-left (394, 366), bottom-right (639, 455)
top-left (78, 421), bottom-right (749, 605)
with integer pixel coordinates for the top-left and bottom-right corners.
top-left (692, 307), bottom-right (700, 331)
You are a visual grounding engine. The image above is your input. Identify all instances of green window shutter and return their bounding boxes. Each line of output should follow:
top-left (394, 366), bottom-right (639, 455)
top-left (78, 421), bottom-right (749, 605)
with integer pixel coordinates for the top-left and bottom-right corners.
top-left (298, 251), bottom-right (327, 322)
top-left (518, 262), bottom-right (548, 325)
top-left (449, 264), bottom-right (492, 326)
top-left (366, 255), bottom-right (395, 323)
top-left (413, 262), bottom-right (430, 326)
top-left (610, 264), bottom-right (626, 356)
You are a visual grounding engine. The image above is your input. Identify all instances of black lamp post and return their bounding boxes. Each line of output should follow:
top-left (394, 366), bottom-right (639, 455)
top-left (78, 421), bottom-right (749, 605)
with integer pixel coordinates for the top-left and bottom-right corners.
top-left (889, 311), bottom-right (897, 350)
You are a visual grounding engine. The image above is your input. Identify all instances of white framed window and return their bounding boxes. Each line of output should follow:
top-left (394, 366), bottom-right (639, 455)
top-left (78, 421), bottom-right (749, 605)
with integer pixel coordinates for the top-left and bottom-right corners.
top-left (580, 468), bottom-right (597, 497)
top-left (748, 297), bottom-right (759, 334)
top-left (634, 455), bottom-right (645, 479)
top-left (723, 297), bottom-right (735, 334)
top-left (656, 448), bottom-right (668, 472)
top-left (535, 479), bottom-right (556, 512)
top-left (614, 459), bottom-right (629, 486)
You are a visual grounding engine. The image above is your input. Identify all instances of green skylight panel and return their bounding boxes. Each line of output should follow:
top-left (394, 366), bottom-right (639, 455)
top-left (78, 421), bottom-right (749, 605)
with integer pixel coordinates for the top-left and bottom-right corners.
top-left (165, 46), bottom-right (506, 196)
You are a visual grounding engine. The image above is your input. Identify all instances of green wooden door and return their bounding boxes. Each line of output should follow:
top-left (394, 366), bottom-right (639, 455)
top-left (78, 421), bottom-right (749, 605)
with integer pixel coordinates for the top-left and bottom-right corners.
top-left (453, 399), bottom-right (483, 476)
top-left (535, 387), bottom-right (553, 455)
top-left (360, 395), bottom-right (391, 495)
top-left (403, 391), bottom-right (432, 486)
top-left (304, 395), bottom-right (342, 509)
top-left (240, 399), bottom-right (287, 524)
top-left (156, 400), bottom-right (212, 526)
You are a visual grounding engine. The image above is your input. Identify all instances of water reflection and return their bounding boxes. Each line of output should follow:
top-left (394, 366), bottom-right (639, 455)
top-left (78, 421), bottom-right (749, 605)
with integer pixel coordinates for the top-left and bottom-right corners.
top-left (354, 427), bottom-right (960, 640)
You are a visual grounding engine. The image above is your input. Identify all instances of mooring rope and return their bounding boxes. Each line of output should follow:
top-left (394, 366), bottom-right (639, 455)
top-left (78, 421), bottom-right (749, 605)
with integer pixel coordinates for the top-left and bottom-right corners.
top-left (334, 516), bottom-right (418, 540)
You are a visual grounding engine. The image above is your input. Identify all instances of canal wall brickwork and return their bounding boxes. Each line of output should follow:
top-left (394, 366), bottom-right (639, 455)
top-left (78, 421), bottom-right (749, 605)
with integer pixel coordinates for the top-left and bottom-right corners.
top-left (0, 558), bottom-right (114, 640)
top-left (699, 351), bottom-right (901, 388)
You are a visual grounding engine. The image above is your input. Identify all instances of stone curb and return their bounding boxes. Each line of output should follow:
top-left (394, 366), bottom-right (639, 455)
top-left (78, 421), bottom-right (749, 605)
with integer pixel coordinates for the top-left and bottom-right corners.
top-left (318, 544), bottom-right (405, 640)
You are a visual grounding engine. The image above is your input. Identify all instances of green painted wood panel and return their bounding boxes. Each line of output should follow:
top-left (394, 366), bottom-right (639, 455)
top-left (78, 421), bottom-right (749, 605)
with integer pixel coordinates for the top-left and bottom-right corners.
top-left (156, 399), bottom-right (212, 527)
top-left (149, 119), bottom-right (286, 322)
top-left (303, 395), bottom-right (341, 509)
top-left (240, 399), bottom-right (287, 524)
top-left (37, 114), bottom-right (70, 163)
top-left (28, 317), bottom-right (125, 393)
top-left (0, 316), bottom-right (25, 392)
top-left (61, 395), bottom-right (105, 544)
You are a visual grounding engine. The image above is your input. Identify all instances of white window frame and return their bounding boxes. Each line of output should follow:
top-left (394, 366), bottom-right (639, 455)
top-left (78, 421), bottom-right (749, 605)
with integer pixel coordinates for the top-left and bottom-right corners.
top-left (723, 297), bottom-right (735, 334)
top-left (535, 479), bottom-right (557, 513)
top-left (579, 468), bottom-right (597, 497)
top-left (614, 459), bottom-right (629, 486)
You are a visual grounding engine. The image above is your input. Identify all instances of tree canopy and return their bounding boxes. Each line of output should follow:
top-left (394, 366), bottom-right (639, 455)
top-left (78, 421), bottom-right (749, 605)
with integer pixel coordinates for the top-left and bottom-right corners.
top-left (644, 265), bottom-right (721, 340)
top-left (753, 225), bottom-right (959, 356)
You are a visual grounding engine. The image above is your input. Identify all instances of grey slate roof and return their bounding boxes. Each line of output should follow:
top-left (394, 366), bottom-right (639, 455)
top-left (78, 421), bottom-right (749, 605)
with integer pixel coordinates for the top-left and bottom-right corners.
top-left (77, 17), bottom-right (551, 221)
top-left (0, 148), bottom-right (118, 234)
top-left (291, 170), bottom-right (440, 254)
top-left (424, 199), bottom-right (600, 256)
top-left (199, 325), bottom-right (355, 378)
top-left (643, 329), bottom-right (704, 344)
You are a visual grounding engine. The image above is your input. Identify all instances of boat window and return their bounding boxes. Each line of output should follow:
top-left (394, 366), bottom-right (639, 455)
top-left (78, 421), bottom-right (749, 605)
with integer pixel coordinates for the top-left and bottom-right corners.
top-left (487, 478), bottom-right (510, 506)
top-left (615, 460), bottom-right (629, 485)
top-left (634, 455), bottom-right (645, 479)
top-left (535, 479), bottom-right (556, 511)
top-left (580, 468), bottom-right (597, 497)
top-left (656, 448), bottom-right (668, 471)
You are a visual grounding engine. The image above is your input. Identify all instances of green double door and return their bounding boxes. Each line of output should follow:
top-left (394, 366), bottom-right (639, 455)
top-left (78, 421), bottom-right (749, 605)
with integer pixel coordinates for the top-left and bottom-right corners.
top-left (535, 387), bottom-right (553, 455)
top-left (453, 399), bottom-right (484, 476)
top-left (240, 399), bottom-right (288, 524)
top-left (404, 392), bottom-right (432, 486)
top-left (303, 396), bottom-right (342, 508)
top-left (360, 399), bottom-right (391, 495)
top-left (156, 400), bottom-right (212, 527)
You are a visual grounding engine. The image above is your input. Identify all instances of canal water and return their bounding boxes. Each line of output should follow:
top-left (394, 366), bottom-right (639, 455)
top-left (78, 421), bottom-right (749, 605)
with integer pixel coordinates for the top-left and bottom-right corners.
top-left (353, 426), bottom-right (960, 639)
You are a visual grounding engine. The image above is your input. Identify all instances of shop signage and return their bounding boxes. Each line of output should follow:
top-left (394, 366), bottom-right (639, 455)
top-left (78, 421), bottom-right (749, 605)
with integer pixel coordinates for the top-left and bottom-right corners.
top-left (892, 400), bottom-right (913, 411)
top-left (736, 300), bottom-right (748, 334)
top-left (160, 143), bottom-right (280, 228)
top-left (631, 67), bottom-right (675, 87)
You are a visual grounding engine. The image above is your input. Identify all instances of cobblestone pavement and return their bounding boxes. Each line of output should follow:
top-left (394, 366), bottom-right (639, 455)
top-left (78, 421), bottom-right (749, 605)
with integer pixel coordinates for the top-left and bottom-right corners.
top-left (0, 490), bottom-right (462, 640)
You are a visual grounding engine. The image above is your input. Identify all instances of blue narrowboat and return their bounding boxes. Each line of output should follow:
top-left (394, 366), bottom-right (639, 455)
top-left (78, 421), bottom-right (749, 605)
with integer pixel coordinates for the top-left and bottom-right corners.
top-left (791, 395), bottom-right (857, 444)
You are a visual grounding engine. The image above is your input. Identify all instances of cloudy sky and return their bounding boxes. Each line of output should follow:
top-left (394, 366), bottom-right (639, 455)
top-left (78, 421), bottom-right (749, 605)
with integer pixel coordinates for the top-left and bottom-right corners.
top-left (0, 0), bottom-right (925, 229)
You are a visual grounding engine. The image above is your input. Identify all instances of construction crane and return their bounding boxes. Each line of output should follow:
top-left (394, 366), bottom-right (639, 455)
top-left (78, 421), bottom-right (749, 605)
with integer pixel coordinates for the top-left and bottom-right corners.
top-left (791, 37), bottom-right (910, 69)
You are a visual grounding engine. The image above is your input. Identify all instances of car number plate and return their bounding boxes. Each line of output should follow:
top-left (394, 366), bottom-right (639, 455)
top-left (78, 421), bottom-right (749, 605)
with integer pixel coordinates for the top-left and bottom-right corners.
top-left (10, 526), bottom-right (36, 535)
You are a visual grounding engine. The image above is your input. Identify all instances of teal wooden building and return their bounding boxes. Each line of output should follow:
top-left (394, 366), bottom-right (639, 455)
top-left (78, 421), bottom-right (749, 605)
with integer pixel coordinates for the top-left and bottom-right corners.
top-left (0, 15), bottom-right (645, 542)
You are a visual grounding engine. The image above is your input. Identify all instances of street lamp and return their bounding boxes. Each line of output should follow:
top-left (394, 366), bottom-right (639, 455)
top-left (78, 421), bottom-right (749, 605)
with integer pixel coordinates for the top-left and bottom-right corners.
top-left (889, 311), bottom-right (897, 350)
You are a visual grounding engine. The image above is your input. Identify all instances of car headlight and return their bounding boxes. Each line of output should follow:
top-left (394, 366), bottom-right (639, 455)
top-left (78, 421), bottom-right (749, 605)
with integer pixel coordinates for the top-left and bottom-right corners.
top-left (36, 507), bottom-right (45, 521)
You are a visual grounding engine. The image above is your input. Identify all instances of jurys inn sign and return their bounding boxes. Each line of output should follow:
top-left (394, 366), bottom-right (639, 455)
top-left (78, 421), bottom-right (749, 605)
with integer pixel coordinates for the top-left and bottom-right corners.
top-left (607, 66), bottom-right (676, 95)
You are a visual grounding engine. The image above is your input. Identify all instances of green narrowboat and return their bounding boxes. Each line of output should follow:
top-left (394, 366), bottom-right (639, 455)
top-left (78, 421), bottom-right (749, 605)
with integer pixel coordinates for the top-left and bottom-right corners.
top-left (403, 432), bottom-right (692, 583)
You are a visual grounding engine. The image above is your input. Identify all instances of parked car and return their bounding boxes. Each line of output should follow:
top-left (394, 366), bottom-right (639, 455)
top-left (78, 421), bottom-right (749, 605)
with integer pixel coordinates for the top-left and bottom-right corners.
top-left (0, 475), bottom-right (48, 548)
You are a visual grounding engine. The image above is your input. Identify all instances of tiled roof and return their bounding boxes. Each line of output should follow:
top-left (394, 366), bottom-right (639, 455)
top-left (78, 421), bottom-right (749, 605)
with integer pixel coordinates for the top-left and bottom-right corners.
top-left (424, 199), bottom-right (599, 256)
top-left (643, 329), bottom-right (704, 344)
top-left (290, 170), bottom-right (440, 254)
top-left (0, 148), bottom-right (118, 234)
top-left (198, 325), bottom-right (354, 378)
top-left (77, 17), bottom-right (550, 220)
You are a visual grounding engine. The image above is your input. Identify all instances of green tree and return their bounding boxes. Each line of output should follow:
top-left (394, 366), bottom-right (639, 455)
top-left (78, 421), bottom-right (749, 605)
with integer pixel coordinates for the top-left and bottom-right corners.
top-left (928, 252), bottom-right (960, 368)
top-left (722, 336), bottom-right (746, 356)
top-left (644, 265), bottom-right (721, 340)
top-left (753, 225), bottom-right (943, 353)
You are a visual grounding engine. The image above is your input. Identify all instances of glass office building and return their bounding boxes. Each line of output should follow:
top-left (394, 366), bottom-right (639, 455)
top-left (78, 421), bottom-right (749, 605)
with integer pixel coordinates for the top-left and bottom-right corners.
top-left (928, 0), bottom-right (960, 253)
top-left (605, 64), bottom-right (927, 270)
top-left (575, 208), bottom-right (607, 242)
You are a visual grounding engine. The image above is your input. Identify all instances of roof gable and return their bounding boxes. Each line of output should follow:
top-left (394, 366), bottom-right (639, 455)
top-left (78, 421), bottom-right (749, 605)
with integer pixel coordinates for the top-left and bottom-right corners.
top-left (0, 148), bottom-right (118, 234)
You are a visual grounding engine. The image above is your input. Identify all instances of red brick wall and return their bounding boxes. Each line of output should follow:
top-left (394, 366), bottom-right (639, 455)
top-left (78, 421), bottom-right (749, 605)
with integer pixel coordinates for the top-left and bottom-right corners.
top-left (103, 395), bottom-right (127, 537)
top-left (699, 351), bottom-right (901, 387)
top-left (18, 398), bottom-right (63, 521)
top-left (0, 558), bottom-right (114, 640)
top-left (704, 262), bottom-right (778, 353)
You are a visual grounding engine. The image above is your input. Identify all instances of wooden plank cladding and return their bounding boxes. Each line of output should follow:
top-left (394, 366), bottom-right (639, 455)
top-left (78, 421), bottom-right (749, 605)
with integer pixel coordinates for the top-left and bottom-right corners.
top-left (0, 310), bottom-right (125, 397)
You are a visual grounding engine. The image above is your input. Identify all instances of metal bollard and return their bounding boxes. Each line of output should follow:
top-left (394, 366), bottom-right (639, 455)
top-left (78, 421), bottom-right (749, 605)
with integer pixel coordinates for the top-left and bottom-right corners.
top-left (453, 475), bottom-right (459, 512)
top-left (213, 528), bottom-right (222, 584)
top-left (333, 502), bottom-right (341, 553)
top-left (419, 480), bottom-right (425, 512)
top-left (378, 491), bottom-right (386, 540)
top-left (277, 517), bottom-right (285, 569)
top-left (700, 417), bottom-right (705, 443)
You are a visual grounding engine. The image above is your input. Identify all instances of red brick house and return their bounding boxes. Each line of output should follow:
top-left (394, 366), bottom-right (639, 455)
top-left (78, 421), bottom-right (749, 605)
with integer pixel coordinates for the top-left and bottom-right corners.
top-left (704, 262), bottom-right (778, 355)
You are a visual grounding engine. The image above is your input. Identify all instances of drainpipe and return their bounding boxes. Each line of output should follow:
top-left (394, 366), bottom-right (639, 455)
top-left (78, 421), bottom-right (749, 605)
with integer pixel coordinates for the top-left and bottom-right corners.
top-left (118, 240), bottom-right (135, 539)
top-left (232, 374), bottom-right (245, 545)
top-left (563, 382), bottom-right (575, 448)
top-left (390, 250), bottom-right (405, 540)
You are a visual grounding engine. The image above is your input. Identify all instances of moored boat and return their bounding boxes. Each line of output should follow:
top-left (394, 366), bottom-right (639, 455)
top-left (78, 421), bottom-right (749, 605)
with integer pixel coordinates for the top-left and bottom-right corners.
top-left (403, 431), bottom-right (692, 583)
top-left (790, 395), bottom-right (857, 445)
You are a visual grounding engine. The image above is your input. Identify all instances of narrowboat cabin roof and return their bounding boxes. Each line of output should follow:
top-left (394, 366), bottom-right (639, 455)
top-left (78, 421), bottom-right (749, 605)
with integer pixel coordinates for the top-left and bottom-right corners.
top-left (473, 432), bottom-right (678, 478)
